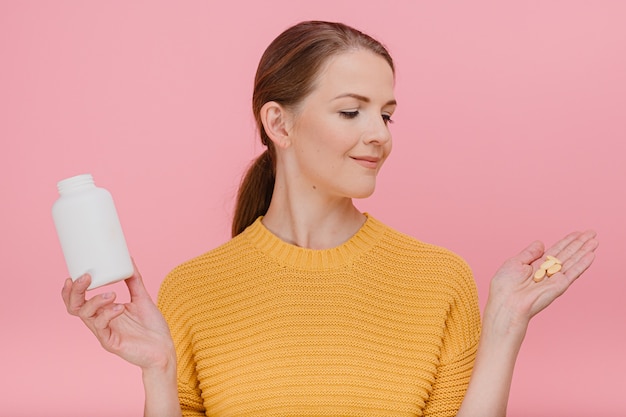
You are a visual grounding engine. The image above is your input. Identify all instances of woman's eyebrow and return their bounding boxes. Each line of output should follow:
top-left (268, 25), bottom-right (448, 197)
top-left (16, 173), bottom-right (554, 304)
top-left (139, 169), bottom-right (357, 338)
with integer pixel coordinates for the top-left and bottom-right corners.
top-left (333, 93), bottom-right (397, 106)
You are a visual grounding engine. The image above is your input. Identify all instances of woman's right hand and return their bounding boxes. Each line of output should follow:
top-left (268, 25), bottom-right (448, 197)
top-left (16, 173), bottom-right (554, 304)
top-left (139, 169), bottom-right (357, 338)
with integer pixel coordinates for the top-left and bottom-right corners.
top-left (61, 263), bottom-right (176, 373)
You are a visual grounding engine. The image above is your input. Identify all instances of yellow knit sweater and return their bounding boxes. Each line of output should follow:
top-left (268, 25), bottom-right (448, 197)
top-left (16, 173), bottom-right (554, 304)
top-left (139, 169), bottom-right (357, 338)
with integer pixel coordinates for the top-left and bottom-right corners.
top-left (157, 214), bottom-right (481, 417)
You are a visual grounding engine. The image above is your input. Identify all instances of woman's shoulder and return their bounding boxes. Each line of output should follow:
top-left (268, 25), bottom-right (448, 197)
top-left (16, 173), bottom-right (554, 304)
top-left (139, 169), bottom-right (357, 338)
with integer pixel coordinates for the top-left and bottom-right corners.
top-left (158, 231), bottom-right (251, 298)
top-left (368, 215), bottom-right (475, 284)
top-left (371, 216), bottom-right (468, 259)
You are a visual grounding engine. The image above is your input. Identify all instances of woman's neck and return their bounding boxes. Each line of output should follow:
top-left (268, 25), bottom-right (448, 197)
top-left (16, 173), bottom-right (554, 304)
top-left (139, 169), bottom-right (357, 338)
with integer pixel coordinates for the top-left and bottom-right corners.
top-left (262, 195), bottom-right (366, 250)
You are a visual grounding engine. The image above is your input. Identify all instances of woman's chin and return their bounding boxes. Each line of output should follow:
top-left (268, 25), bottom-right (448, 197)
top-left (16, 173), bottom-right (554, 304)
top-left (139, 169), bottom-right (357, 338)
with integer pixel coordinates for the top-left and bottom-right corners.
top-left (350, 185), bottom-right (377, 199)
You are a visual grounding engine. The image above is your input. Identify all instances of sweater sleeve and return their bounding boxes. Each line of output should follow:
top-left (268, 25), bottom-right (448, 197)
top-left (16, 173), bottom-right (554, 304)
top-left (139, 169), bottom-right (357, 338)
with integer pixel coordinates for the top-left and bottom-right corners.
top-left (157, 267), bottom-right (206, 417)
top-left (423, 255), bottom-right (482, 417)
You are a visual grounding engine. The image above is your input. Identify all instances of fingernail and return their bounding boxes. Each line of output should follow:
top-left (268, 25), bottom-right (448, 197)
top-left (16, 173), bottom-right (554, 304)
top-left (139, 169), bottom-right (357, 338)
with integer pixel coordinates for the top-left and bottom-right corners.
top-left (77, 275), bottom-right (87, 283)
top-left (102, 292), bottom-right (114, 299)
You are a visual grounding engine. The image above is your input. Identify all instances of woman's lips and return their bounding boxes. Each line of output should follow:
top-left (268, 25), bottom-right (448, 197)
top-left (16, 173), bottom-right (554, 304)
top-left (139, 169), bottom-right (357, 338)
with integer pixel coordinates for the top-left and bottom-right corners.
top-left (351, 156), bottom-right (380, 169)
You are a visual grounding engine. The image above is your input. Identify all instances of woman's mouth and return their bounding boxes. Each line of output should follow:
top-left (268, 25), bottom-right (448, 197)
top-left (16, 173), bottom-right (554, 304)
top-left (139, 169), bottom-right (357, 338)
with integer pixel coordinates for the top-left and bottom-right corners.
top-left (351, 156), bottom-right (380, 169)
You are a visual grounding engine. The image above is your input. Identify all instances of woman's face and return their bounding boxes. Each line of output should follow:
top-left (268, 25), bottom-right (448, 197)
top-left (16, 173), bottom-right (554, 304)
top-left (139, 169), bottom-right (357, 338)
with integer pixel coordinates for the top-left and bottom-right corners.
top-left (285, 49), bottom-right (396, 200)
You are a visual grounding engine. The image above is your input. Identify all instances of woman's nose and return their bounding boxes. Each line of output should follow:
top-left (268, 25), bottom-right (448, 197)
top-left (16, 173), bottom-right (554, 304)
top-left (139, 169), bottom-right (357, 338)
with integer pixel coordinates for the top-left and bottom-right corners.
top-left (363, 116), bottom-right (392, 145)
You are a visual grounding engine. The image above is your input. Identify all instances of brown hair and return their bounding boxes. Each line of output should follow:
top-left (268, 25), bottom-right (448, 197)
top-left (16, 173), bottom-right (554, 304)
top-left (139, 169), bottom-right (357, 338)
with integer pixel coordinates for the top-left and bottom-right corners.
top-left (231, 21), bottom-right (395, 237)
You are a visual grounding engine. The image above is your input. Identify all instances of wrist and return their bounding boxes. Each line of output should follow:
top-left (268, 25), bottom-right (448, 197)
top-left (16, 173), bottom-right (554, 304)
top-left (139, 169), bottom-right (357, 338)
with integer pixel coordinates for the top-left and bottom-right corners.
top-left (141, 347), bottom-right (177, 379)
top-left (141, 350), bottom-right (177, 395)
top-left (141, 349), bottom-right (181, 417)
top-left (482, 300), bottom-right (530, 345)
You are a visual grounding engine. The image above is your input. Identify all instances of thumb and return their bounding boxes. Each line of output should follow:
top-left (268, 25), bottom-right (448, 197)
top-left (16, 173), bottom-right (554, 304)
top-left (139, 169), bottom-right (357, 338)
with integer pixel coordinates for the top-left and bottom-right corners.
top-left (512, 240), bottom-right (545, 265)
top-left (125, 258), bottom-right (151, 302)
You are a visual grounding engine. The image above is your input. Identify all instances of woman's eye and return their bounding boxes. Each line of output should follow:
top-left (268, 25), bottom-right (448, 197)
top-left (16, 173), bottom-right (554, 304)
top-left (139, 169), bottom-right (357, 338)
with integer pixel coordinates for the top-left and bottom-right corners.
top-left (339, 110), bottom-right (359, 119)
top-left (382, 114), bottom-right (394, 125)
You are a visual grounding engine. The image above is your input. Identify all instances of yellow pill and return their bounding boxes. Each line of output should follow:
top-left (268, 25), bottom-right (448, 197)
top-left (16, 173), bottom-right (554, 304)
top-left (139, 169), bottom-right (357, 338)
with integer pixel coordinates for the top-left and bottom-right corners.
top-left (546, 255), bottom-right (561, 263)
top-left (533, 268), bottom-right (547, 282)
top-left (546, 263), bottom-right (562, 277)
top-left (540, 258), bottom-right (557, 270)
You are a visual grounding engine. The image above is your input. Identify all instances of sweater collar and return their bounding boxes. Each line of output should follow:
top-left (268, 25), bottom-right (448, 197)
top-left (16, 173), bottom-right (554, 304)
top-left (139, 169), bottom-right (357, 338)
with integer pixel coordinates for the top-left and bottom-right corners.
top-left (242, 213), bottom-right (385, 269)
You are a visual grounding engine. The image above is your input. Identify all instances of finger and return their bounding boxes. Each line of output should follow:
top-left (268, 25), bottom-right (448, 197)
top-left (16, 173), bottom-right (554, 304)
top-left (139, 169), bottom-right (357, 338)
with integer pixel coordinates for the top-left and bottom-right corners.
top-left (92, 303), bottom-right (125, 338)
top-left (512, 240), bottom-right (545, 265)
top-left (561, 236), bottom-right (599, 274)
top-left (563, 251), bottom-right (596, 282)
top-left (61, 277), bottom-right (73, 307)
top-left (536, 237), bottom-right (597, 294)
top-left (543, 230), bottom-right (585, 258)
top-left (537, 253), bottom-right (592, 300)
top-left (552, 230), bottom-right (597, 264)
top-left (77, 291), bottom-right (118, 322)
top-left (125, 259), bottom-right (151, 302)
top-left (66, 274), bottom-right (91, 315)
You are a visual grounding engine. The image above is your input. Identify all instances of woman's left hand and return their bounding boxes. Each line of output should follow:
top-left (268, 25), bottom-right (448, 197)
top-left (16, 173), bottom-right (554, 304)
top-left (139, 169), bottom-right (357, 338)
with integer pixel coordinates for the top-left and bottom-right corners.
top-left (459, 230), bottom-right (598, 417)
top-left (484, 229), bottom-right (599, 337)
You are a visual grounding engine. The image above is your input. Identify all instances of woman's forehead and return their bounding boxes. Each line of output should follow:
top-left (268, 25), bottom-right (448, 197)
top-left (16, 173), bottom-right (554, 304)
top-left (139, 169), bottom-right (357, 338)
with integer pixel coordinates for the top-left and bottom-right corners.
top-left (311, 50), bottom-right (396, 101)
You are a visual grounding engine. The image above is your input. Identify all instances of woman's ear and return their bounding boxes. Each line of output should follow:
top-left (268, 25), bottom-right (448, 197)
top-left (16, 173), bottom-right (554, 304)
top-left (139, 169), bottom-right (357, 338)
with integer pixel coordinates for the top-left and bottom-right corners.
top-left (260, 101), bottom-right (292, 149)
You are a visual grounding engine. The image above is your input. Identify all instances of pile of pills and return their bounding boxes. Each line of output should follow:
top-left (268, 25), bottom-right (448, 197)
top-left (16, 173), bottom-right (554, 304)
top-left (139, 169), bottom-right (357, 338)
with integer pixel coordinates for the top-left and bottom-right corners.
top-left (533, 255), bottom-right (563, 283)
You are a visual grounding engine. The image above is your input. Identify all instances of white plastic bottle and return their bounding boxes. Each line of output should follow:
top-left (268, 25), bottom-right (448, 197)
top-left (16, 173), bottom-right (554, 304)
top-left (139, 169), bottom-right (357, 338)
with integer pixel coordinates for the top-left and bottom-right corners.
top-left (52, 173), bottom-right (133, 290)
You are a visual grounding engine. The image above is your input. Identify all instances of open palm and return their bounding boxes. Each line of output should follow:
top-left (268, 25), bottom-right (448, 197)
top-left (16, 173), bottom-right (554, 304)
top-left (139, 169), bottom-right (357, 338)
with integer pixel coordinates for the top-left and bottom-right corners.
top-left (485, 229), bottom-right (598, 332)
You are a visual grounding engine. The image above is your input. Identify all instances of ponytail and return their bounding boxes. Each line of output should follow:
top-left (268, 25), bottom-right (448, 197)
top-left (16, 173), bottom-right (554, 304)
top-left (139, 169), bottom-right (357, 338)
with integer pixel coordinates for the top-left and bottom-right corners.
top-left (231, 149), bottom-right (275, 237)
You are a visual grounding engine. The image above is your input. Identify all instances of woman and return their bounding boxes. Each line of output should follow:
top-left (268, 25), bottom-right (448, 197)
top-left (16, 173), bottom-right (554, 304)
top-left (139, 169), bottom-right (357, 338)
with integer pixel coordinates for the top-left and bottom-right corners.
top-left (62, 21), bottom-right (598, 416)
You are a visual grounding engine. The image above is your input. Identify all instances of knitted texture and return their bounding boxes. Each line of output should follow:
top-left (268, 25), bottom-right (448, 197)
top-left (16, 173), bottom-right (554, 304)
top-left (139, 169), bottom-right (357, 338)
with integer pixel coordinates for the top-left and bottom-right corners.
top-left (157, 215), bottom-right (481, 417)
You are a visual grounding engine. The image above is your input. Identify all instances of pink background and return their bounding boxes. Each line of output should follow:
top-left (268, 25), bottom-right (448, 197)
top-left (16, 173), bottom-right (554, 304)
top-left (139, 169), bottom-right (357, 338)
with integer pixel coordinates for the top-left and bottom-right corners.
top-left (1, 1), bottom-right (624, 416)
